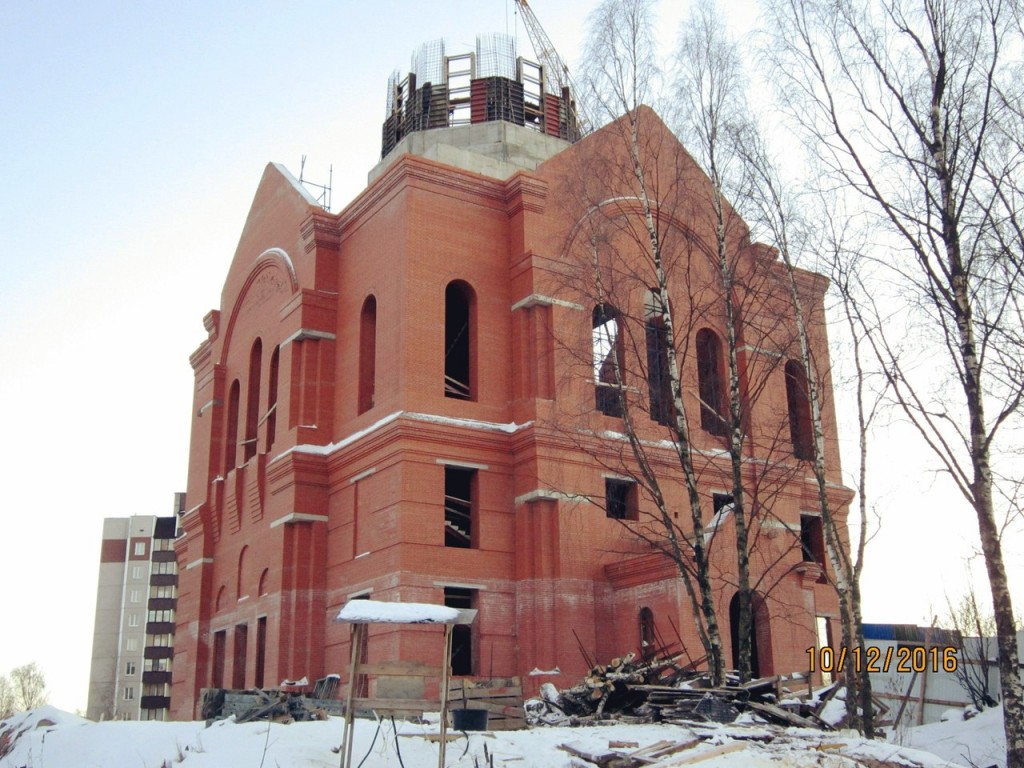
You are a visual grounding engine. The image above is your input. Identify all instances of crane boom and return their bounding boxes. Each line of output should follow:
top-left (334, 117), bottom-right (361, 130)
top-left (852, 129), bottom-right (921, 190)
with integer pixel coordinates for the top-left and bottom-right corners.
top-left (514, 0), bottom-right (591, 134)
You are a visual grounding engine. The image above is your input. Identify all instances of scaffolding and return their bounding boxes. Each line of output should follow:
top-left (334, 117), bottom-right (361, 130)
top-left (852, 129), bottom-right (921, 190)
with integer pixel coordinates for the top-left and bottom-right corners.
top-left (380, 35), bottom-right (582, 158)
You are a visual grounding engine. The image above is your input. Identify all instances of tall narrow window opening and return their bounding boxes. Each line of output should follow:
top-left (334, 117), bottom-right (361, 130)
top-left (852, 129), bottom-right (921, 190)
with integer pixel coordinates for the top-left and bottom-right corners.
top-left (800, 514), bottom-right (826, 567)
top-left (265, 346), bottom-right (279, 452)
top-left (444, 587), bottom-right (476, 676)
top-left (785, 360), bottom-right (813, 459)
top-left (359, 296), bottom-right (377, 414)
top-left (605, 478), bottom-right (638, 521)
top-left (244, 339), bottom-right (262, 462)
top-left (639, 607), bottom-right (656, 660)
top-left (644, 290), bottom-right (673, 425)
top-left (444, 466), bottom-right (476, 548)
top-left (232, 623), bottom-right (248, 689)
top-left (212, 630), bottom-right (226, 688)
top-left (592, 304), bottom-right (623, 417)
top-left (444, 281), bottom-right (474, 400)
top-left (696, 329), bottom-right (727, 436)
top-left (224, 380), bottom-right (240, 472)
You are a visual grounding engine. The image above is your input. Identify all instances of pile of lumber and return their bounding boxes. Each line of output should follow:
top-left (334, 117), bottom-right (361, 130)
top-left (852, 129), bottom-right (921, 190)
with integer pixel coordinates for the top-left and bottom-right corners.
top-left (200, 688), bottom-right (341, 723)
top-left (527, 651), bottom-right (854, 729)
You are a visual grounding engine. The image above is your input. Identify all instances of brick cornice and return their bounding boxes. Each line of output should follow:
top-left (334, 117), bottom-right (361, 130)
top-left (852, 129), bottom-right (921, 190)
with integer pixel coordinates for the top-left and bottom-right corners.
top-left (504, 172), bottom-right (548, 216)
top-left (301, 210), bottom-right (341, 254)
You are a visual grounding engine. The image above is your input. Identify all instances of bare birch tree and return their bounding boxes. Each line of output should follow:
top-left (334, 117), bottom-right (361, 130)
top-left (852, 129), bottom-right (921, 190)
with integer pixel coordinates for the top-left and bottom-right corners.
top-left (674, 0), bottom-right (762, 685)
top-left (765, 0), bottom-right (1024, 761)
top-left (577, 0), bottom-right (728, 685)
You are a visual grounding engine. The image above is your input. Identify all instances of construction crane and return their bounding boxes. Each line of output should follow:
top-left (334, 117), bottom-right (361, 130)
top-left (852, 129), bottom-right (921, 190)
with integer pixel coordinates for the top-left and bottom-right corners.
top-left (513, 0), bottom-right (592, 135)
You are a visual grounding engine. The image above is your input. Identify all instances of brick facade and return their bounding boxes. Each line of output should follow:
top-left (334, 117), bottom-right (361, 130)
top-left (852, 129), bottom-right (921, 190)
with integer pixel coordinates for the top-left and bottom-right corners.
top-left (171, 104), bottom-right (852, 719)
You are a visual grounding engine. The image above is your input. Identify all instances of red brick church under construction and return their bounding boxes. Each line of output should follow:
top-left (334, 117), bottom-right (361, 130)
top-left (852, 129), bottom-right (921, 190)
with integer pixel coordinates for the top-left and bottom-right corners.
top-left (171, 37), bottom-right (851, 719)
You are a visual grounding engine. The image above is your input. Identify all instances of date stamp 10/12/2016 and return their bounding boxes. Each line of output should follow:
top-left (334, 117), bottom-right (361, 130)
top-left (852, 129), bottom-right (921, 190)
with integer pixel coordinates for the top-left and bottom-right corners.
top-left (806, 645), bottom-right (958, 675)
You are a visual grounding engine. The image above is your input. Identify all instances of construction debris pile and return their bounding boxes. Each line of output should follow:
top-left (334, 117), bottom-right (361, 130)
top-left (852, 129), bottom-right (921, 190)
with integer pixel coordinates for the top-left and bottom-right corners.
top-left (200, 682), bottom-right (342, 724)
top-left (526, 652), bottom-right (863, 731)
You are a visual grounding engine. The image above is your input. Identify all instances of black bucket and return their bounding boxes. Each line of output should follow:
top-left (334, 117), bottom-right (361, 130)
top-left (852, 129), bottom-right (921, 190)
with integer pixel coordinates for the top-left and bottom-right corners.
top-left (452, 708), bottom-right (489, 731)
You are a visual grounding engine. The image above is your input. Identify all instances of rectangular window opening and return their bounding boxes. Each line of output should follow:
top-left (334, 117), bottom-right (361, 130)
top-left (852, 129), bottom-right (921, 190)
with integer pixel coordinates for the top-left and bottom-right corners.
top-left (605, 478), bottom-right (638, 521)
top-left (444, 587), bottom-right (476, 676)
top-left (800, 514), bottom-right (826, 567)
top-left (444, 467), bottom-right (476, 548)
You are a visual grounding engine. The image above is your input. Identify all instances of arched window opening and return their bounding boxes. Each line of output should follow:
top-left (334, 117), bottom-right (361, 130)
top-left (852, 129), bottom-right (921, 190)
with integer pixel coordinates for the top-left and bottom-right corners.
top-left (444, 281), bottom-right (474, 400)
top-left (593, 304), bottom-right (623, 417)
top-left (644, 289), bottom-right (673, 426)
top-left (265, 346), bottom-right (279, 452)
top-left (258, 568), bottom-right (270, 597)
top-left (696, 329), bottom-right (727, 436)
top-left (243, 339), bottom-right (262, 462)
top-left (237, 545), bottom-right (248, 600)
top-left (359, 296), bottom-right (377, 414)
top-left (639, 607), bottom-right (656, 660)
top-left (224, 380), bottom-right (240, 472)
top-left (785, 360), bottom-right (813, 459)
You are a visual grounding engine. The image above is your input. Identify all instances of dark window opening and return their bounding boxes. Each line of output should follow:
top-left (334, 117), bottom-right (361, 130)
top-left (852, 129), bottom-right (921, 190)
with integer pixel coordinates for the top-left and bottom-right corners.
top-left (639, 607), bottom-right (656, 660)
top-left (444, 466), bottom-right (476, 548)
top-left (730, 592), bottom-right (762, 679)
top-left (444, 587), bottom-right (476, 676)
top-left (224, 381), bottom-right (240, 472)
top-left (254, 617), bottom-right (267, 690)
top-left (713, 493), bottom-right (734, 515)
top-left (444, 281), bottom-right (474, 400)
top-left (265, 346), bottom-right (279, 452)
top-left (785, 360), bottom-right (814, 459)
top-left (644, 290), bottom-right (673, 426)
top-left (212, 630), bottom-right (226, 689)
top-left (800, 514), bottom-right (826, 567)
top-left (605, 478), bottom-right (638, 521)
top-left (359, 296), bottom-right (377, 414)
top-left (244, 339), bottom-right (262, 462)
top-left (233, 623), bottom-right (248, 689)
top-left (696, 328), bottom-right (727, 436)
top-left (592, 304), bottom-right (623, 417)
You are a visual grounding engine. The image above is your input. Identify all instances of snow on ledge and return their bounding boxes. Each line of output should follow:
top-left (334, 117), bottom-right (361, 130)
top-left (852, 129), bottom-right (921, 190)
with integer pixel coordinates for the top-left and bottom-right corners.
top-left (270, 411), bottom-right (530, 465)
top-left (336, 599), bottom-right (471, 625)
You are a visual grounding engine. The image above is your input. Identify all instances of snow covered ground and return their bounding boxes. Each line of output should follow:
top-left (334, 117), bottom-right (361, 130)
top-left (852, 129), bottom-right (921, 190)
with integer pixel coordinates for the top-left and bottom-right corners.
top-left (0, 704), bottom-right (1007, 768)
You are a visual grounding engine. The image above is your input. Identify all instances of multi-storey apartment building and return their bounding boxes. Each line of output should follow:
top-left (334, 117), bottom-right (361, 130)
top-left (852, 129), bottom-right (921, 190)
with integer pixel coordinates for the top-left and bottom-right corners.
top-left (86, 499), bottom-right (181, 721)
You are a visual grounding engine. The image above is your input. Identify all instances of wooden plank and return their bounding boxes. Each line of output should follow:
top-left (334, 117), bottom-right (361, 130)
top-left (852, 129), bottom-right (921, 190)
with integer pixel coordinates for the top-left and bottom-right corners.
top-left (452, 701), bottom-right (524, 717)
top-left (356, 661), bottom-right (443, 677)
top-left (351, 697), bottom-right (440, 712)
top-left (559, 741), bottom-right (619, 767)
top-left (747, 701), bottom-right (821, 729)
top-left (451, 686), bottom-right (523, 699)
top-left (652, 743), bottom-right (746, 766)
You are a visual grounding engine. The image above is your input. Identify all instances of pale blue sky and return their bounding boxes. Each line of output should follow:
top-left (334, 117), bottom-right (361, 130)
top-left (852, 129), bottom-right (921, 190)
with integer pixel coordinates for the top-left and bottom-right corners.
top-left (0, 0), bottom-right (1017, 713)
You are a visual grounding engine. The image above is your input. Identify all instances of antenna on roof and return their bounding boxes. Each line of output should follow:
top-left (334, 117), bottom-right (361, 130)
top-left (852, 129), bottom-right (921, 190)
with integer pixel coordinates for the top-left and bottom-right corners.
top-left (299, 155), bottom-right (333, 211)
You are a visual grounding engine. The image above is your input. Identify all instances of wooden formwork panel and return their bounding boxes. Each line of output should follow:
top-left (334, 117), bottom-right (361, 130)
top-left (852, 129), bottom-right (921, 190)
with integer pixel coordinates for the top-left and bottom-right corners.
top-left (449, 676), bottom-right (526, 730)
